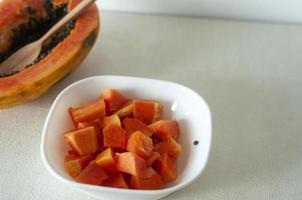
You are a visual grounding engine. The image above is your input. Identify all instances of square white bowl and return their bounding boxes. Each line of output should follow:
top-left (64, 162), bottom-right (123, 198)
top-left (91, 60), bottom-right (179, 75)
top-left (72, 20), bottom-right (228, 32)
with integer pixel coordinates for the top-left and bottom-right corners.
top-left (41, 75), bottom-right (212, 200)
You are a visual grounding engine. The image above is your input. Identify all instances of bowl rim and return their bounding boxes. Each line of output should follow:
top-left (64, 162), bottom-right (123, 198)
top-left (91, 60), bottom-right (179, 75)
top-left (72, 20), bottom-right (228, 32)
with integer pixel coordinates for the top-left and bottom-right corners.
top-left (41, 75), bottom-right (212, 194)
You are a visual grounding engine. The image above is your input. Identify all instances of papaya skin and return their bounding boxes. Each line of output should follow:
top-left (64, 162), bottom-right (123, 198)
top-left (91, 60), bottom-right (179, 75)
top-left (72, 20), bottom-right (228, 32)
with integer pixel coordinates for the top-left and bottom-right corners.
top-left (0, 0), bottom-right (100, 108)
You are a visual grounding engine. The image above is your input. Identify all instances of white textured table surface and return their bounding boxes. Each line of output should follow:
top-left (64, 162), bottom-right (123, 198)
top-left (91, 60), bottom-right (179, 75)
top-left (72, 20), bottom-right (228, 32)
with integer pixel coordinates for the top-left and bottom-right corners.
top-left (1, 11), bottom-right (302, 200)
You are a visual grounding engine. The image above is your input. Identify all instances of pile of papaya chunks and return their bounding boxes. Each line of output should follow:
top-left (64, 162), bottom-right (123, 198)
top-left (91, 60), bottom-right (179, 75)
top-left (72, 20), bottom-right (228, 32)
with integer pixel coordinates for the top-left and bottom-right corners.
top-left (64, 89), bottom-right (182, 190)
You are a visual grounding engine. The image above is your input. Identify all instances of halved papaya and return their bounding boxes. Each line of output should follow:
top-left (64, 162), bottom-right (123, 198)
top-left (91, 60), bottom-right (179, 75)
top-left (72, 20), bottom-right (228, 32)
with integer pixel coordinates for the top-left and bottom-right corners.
top-left (0, 0), bottom-right (100, 108)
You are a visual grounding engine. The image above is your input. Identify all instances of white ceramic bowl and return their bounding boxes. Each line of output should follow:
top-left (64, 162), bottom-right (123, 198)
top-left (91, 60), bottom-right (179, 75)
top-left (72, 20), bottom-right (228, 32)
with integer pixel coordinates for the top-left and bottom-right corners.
top-left (41, 75), bottom-right (212, 200)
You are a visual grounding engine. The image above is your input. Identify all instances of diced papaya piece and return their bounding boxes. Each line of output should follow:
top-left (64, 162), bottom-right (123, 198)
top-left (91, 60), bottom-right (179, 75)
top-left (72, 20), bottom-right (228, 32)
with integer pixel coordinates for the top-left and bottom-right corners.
top-left (101, 115), bottom-right (121, 128)
top-left (77, 119), bottom-right (102, 140)
top-left (64, 126), bottom-right (99, 156)
top-left (116, 152), bottom-right (149, 178)
top-left (155, 153), bottom-right (178, 182)
top-left (77, 122), bottom-right (93, 129)
top-left (67, 146), bottom-right (79, 156)
top-left (64, 154), bottom-right (79, 161)
top-left (154, 138), bottom-right (182, 158)
top-left (64, 154), bottom-right (93, 177)
top-left (101, 89), bottom-right (128, 113)
top-left (103, 124), bottom-right (126, 150)
top-left (126, 131), bottom-right (153, 159)
top-left (76, 161), bottom-right (108, 185)
top-left (95, 148), bottom-right (116, 170)
top-left (114, 101), bottom-right (134, 118)
top-left (77, 119), bottom-right (102, 130)
top-left (92, 118), bottom-right (103, 142)
top-left (133, 100), bottom-right (162, 125)
top-left (102, 172), bottom-right (129, 189)
top-left (123, 118), bottom-right (153, 137)
top-left (130, 168), bottom-right (164, 190)
top-left (69, 98), bottom-right (106, 126)
top-left (149, 120), bottom-right (180, 140)
top-left (146, 152), bottom-right (161, 166)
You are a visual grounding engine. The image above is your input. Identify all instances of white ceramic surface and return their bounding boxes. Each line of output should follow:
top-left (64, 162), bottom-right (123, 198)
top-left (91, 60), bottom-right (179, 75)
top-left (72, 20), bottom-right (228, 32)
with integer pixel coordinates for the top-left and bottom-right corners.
top-left (41, 76), bottom-right (212, 200)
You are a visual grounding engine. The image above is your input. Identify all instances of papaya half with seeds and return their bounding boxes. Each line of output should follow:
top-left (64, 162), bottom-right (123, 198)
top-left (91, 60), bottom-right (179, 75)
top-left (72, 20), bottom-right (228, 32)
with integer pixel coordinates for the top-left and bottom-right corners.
top-left (0, 0), bottom-right (100, 108)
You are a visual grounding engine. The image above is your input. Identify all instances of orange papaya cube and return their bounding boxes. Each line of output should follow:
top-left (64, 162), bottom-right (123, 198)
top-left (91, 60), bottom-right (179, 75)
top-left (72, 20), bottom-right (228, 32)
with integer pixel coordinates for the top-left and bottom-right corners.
top-left (77, 119), bottom-right (102, 141)
top-left (94, 119), bottom-right (104, 139)
top-left (77, 118), bottom-right (102, 130)
top-left (130, 168), bottom-right (164, 190)
top-left (126, 131), bottom-right (153, 159)
top-left (123, 118), bottom-right (153, 137)
top-left (103, 124), bottom-right (126, 150)
top-left (149, 120), bottom-right (180, 140)
top-left (93, 118), bottom-right (103, 140)
top-left (154, 137), bottom-right (182, 157)
top-left (76, 161), bottom-right (108, 185)
top-left (101, 89), bottom-right (128, 113)
top-left (67, 146), bottom-right (79, 156)
top-left (146, 152), bottom-right (161, 166)
top-left (77, 121), bottom-right (93, 129)
top-left (64, 154), bottom-right (79, 161)
top-left (155, 153), bottom-right (178, 182)
top-left (95, 148), bottom-right (116, 170)
top-left (64, 154), bottom-right (93, 177)
top-left (133, 100), bottom-right (162, 125)
top-left (69, 98), bottom-right (106, 125)
top-left (114, 101), bottom-right (134, 118)
top-left (101, 115), bottom-right (121, 128)
top-left (64, 126), bottom-right (99, 156)
top-left (116, 152), bottom-right (149, 178)
top-left (102, 172), bottom-right (129, 189)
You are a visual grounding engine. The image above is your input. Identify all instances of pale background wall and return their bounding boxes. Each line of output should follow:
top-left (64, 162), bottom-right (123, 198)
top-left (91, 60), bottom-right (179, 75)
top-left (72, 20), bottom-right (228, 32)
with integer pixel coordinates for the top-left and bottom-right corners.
top-left (97, 0), bottom-right (302, 23)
